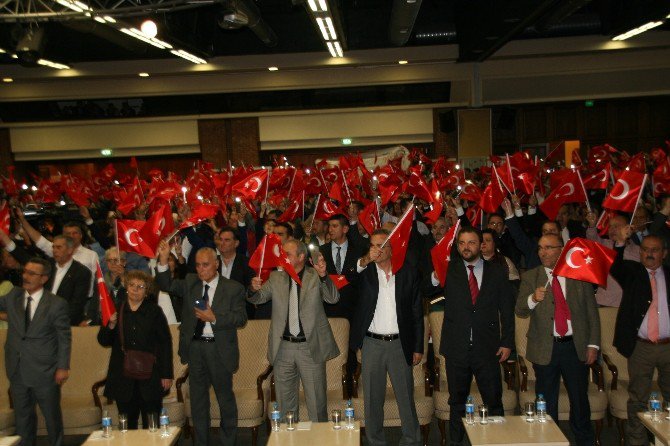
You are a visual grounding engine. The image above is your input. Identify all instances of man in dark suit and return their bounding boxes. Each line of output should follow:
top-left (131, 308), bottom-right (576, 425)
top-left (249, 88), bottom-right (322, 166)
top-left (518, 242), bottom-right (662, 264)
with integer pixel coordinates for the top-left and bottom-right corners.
top-left (156, 242), bottom-right (247, 446)
top-left (248, 239), bottom-right (339, 421)
top-left (215, 226), bottom-right (256, 318)
top-left (1, 232), bottom-right (91, 326)
top-left (0, 257), bottom-right (71, 446)
top-left (346, 228), bottom-right (424, 446)
top-left (610, 233), bottom-right (670, 446)
top-left (434, 226), bottom-right (514, 445)
top-left (516, 234), bottom-right (599, 446)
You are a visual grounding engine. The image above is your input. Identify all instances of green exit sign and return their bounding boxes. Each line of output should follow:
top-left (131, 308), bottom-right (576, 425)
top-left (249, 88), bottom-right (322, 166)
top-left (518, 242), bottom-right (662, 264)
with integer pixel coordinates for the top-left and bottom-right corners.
top-left (584, 100), bottom-right (595, 107)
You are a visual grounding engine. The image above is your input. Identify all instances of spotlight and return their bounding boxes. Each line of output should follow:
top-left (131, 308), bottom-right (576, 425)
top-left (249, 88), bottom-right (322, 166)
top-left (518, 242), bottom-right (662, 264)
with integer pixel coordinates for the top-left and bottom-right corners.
top-left (140, 20), bottom-right (158, 38)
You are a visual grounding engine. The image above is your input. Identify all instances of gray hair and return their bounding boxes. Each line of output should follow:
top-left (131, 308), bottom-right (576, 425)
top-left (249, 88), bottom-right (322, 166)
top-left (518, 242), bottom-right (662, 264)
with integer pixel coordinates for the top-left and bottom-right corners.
top-left (27, 257), bottom-right (52, 277)
top-left (284, 239), bottom-right (308, 258)
top-left (52, 235), bottom-right (74, 249)
top-left (105, 248), bottom-right (127, 261)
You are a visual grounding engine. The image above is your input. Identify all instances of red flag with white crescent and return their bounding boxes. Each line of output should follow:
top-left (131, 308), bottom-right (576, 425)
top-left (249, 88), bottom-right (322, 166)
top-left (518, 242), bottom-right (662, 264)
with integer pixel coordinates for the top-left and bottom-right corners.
top-left (358, 200), bottom-right (381, 236)
top-left (96, 262), bottom-right (116, 327)
top-left (116, 219), bottom-right (155, 258)
top-left (231, 169), bottom-right (269, 201)
top-left (329, 274), bottom-right (349, 290)
top-left (248, 234), bottom-right (301, 285)
top-left (430, 219), bottom-right (460, 287)
top-left (553, 237), bottom-right (616, 287)
top-left (0, 201), bottom-right (10, 234)
top-left (602, 170), bottom-right (646, 213)
top-left (539, 171), bottom-right (587, 220)
top-left (387, 205), bottom-right (414, 274)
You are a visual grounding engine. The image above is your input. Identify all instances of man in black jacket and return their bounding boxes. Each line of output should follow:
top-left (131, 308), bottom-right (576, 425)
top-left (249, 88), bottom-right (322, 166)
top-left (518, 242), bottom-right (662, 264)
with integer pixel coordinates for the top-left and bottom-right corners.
top-left (214, 227), bottom-right (256, 318)
top-left (346, 228), bottom-right (424, 446)
top-left (610, 233), bottom-right (670, 446)
top-left (435, 227), bottom-right (515, 444)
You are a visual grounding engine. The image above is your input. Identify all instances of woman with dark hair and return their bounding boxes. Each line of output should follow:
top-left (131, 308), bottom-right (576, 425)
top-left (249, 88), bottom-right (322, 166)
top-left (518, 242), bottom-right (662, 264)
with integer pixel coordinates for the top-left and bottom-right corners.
top-left (97, 270), bottom-right (173, 429)
top-left (481, 229), bottom-right (520, 289)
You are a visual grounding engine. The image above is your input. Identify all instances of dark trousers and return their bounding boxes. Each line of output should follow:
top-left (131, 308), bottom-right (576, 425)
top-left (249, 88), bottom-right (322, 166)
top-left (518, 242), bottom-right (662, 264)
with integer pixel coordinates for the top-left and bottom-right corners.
top-left (445, 350), bottom-right (504, 445)
top-left (10, 371), bottom-right (63, 446)
top-left (533, 341), bottom-right (593, 446)
top-left (189, 341), bottom-right (237, 446)
top-left (115, 381), bottom-right (162, 430)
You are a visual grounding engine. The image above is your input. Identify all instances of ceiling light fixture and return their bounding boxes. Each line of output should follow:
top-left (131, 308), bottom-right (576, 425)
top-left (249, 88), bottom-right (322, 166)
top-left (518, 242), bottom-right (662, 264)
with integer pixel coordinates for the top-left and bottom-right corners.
top-left (3, 78), bottom-right (13, 83)
top-left (37, 58), bottom-right (70, 69)
top-left (120, 28), bottom-right (172, 49)
top-left (306, 0), bottom-right (344, 58)
top-left (170, 49), bottom-right (207, 64)
top-left (612, 21), bottom-right (664, 41)
top-left (398, 60), bottom-right (408, 64)
top-left (325, 17), bottom-right (337, 40)
top-left (138, 72), bottom-right (149, 77)
top-left (315, 17), bottom-right (330, 40)
top-left (141, 19), bottom-right (158, 38)
top-left (268, 66), bottom-right (278, 71)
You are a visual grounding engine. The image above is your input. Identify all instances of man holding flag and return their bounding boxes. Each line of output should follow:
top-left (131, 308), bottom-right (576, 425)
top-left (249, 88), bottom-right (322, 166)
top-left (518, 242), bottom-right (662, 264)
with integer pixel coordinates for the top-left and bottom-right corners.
top-left (248, 238), bottom-right (339, 422)
top-left (516, 234), bottom-right (601, 446)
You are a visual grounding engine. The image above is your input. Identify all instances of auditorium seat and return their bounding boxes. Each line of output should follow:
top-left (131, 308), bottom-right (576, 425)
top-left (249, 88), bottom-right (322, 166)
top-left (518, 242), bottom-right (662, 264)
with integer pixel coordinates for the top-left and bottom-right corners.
top-left (0, 329), bottom-right (15, 436)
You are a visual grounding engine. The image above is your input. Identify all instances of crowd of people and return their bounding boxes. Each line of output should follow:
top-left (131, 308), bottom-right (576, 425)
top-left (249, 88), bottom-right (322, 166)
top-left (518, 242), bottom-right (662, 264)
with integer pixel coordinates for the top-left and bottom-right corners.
top-left (0, 145), bottom-right (669, 446)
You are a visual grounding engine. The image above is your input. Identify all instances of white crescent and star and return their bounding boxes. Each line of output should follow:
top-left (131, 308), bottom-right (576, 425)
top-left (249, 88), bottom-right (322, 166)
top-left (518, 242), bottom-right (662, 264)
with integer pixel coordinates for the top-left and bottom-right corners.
top-left (272, 244), bottom-right (281, 257)
top-left (610, 179), bottom-right (630, 200)
top-left (565, 247), bottom-right (586, 268)
top-left (555, 183), bottom-right (575, 198)
top-left (124, 228), bottom-right (140, 247)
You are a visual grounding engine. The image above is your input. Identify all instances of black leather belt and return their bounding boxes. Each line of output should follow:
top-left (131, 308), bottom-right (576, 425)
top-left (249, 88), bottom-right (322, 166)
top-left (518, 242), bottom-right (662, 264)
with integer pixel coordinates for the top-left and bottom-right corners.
top-left (367, 331), bottom-right (400, 341)
top-left (194, 336), bottom-right (215, 343)
top-left (282, 335), bottom-right (307, 343)
top-left (638, 337), bottom-right (670, 345)
top-left (553, 335), bottom-right (573, 343)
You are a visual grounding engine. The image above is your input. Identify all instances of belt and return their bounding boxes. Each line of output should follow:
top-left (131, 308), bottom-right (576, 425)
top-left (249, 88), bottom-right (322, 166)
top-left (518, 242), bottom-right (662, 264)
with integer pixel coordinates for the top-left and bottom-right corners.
top-left (193, 336), bottom-right (215, 343)
top-left (282, 335), bottom-right (307, 343)
top-left (637, 337), bottom-right (670, 345)
top-left (366, 331), bottom-right (400, 341)
top-left (553, 335), bottom-right (573, 343)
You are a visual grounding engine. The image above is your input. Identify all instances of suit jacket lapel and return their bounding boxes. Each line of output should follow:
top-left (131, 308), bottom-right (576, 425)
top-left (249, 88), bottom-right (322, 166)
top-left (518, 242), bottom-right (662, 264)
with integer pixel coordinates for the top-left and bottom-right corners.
top-left (15, 291), bottom-right (28, 335)
top-left (30, 293), bottom-right (50, 330)
top-left (476, 262), bottom-right (490, 305)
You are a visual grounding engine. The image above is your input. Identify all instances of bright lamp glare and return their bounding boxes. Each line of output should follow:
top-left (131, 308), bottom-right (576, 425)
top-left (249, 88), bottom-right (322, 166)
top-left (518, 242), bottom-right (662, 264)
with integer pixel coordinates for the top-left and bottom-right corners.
top-left (141, 20), bottom-right (158, 38)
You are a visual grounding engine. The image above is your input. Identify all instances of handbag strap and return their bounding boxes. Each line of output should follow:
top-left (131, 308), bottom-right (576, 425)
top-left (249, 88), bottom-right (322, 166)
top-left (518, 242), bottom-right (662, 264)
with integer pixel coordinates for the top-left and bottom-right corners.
top-left (118, 301), bottom-right (126, 353)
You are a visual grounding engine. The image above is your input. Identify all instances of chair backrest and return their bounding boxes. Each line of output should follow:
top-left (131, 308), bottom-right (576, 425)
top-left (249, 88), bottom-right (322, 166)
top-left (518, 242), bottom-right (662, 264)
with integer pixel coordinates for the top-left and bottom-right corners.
top-left (164, 324), bottom-right (188, 401)
top-left (234, 319), bottom-right (271, 390)
top-left (63, 327), bottom-right (111, 401)
top-left (325, 318), bottom-right (349, 391)
top-left (0, 329), bottom-right (8, 408)
top-left (428, 312), bottom-right (446, 383)
top-left (514, 314), bottom-right (535, 381)
top-left (599, 306), bottom-right (633, 383)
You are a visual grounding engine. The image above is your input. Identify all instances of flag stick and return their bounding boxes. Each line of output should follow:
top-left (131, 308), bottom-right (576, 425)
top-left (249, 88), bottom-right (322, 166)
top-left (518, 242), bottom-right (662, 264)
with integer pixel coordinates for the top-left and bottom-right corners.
top-left (575, 170), bottom-right (591, 213)
top-left (257, 235), bottom-right (267, 279)
top-left (114, 219), bottom-right (121, 259)
top-left (340, 168), bottom-right (352, 202)
top-left (493, 165), bottom-right (513, 196)
top-left (263, 172), bottom-right (270, 207)
top-left (287, 168), bottom-right (297, 199)
top-left (629, 174), bottom-right (648, 225)
top-left (506, 153), bottom-right (516, 195)
top-left (380, 201), bottom-right (413, 249)
top-left (302, 190), bottom-right (305, 222)
top-left (308, 194), bottom-right (321, 235)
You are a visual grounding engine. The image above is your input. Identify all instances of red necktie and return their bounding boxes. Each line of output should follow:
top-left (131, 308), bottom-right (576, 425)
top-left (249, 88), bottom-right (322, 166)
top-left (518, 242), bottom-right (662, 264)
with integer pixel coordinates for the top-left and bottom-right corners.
top-left (648, 270), bottom-right (659, 342)
top-left (468, 265), bottom-right (479, 304)
top-left (552, 275), bottom-right (571, 336)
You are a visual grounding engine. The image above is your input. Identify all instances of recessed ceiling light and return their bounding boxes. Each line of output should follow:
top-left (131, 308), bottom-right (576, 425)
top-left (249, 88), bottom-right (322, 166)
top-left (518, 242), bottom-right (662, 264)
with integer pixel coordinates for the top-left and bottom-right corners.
top-left (2, 78), bottom-right (13, 83)
top-left (138, 72), bottom-right (149, 77)
top-left (398, 60), bottom-right (408, 65)
top-left (268, 66), bottom-right (278, 71)
top-left (141, 20), bottom-right (158, 38)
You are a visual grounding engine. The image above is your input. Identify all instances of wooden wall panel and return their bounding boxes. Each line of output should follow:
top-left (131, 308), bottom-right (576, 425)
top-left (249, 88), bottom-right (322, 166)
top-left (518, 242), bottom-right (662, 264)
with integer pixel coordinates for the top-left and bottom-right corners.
top-left (198, 119), bottom-right (228, 169)
top-left (521, 108), bottom-right (547, 142)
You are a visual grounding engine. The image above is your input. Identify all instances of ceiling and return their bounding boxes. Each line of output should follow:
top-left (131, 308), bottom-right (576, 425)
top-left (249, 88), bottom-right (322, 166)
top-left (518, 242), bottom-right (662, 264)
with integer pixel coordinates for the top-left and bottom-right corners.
top-left (0, 0), bottom-right (669, 69)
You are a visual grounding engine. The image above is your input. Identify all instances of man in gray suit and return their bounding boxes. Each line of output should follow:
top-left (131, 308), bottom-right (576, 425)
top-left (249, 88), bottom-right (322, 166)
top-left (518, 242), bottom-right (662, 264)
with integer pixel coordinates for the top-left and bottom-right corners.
top-left (516, 234), bottom-right (600, 446)
top-left (0, 257), bottom-right (71, 446)
top-left (156, 242), bottom-right (247, 446)
top-left (248, 239), bottom-right (339, 422)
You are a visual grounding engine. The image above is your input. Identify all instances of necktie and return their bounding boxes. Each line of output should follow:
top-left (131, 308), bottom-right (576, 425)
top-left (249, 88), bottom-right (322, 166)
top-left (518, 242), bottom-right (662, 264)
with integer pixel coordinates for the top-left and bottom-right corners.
top-left (194, 284), bottom-right (210, 339)
top-left (648, 270), bottom-right (659, 342)
top-left (288, 279), bottom-right (300, 336)
top-left (335, 246), bottom-right (342, 274)
top-left (552, 275), bottom-right (571, 336)
top-left (25, 295), bottom-right (32, 329)
top-left (467, 265), bottom-right (479, 304)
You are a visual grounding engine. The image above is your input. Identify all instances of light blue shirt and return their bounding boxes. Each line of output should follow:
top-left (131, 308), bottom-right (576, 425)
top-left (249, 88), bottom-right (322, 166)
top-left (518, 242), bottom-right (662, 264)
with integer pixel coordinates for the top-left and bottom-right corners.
top-left (462, 257), bottom-right (484, 288)
top-left (331, 240), bottom-right (348, 272)
top-left (638, 267), bottom-right (670, 340)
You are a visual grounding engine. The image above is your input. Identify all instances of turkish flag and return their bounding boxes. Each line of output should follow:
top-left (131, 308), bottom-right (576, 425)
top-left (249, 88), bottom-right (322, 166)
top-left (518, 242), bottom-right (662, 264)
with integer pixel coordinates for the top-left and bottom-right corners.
top-left (117, 177), bottom-right (144, 216)
top-left (653, 158), bottom-right (670, 197)
top-left (466, 206), bottom-right (484, 228)
top-left (439, 169), bottom-right (465, 192)
top-left (460, 182), bottom-right (482, 203)
top-left (539, 171), bottom-right (587, 220)
top-left (479, 175), bottom-right (505, 214)
top-left (650, 147), bottom-right (667, 166)
top-left (231, 169), bottom-right (269, 201)
top-left (314, 195), bottom-right (345, 220)
top-left (139, 204), bottom-right (173, 254)
top-left (588, 145), bottom-right (612, 165)
top-left (249, 234), bottom-right (301, 285)
top-left (549, 168), bottom-right (577, 191)
top-left (603, 170), bottom-right (646, 213)
top-left (387, 206), bottom-right (414, 274)
top-left (423, 179), bottom-right (443, 225)
top-left (277, 199), bottom-right (303, 223)
top-left (626, 153), bottom-right (646, 173)
top-left (1, 166), bottom-right (19, 197)
top-left (178, 203), bottom-right (219, 229)
top-left (0, 201), bottom-right (9, 234)
top-left (129, 156), bottom-right (138, 170)
top-left (582, 163), bottom-right (611, 190)
top-left (116, 219), bottom-right (155, 258)
top-left (329, 274), bottom-right (349, 290)
top-left (358, 200), bottom-right (381, 236)
top-left (305, 170), bottom-right (328, 195)
top-left (404, 168), bottom-right (432, 203)
top-left (596, 209), bottom-right (616, 237)
top-left (270, 167), bottom-right (294, 191)
top-left (151, 181), bottom-right (181, 202)
top-left (553, 237), bottom-right (616, 288)
top-left (431, 219), bottom-right (461, 287)
top-left (96, 262), bottom-right (116, 326)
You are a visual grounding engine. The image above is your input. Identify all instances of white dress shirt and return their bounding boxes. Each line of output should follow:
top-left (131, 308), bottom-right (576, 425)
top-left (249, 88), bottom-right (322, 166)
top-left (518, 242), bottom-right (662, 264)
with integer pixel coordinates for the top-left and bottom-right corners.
top-left (36, 236), bottom-right (99, 295)
top-left (220, 254), bottom-right (236, 280)
top-left (51, 258), bottom-right (73, 294)
top-left (527, 268), bottom-right (573, 336)
top-left (200, 275), bottom-right (219, 338)
top-left (331, 240), bottom-right (348, 273)
top-left (25, 288), bottom-right (45, 321)
top-left (638, 267), bottom-right (670, 340)
top-left (357, 260), bottom-right (399, 335)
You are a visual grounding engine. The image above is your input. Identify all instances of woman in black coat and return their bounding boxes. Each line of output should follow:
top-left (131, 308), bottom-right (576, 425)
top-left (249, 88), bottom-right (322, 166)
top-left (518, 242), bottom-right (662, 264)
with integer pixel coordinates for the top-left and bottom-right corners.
top-left (97, 270), bottom-right (173, 429)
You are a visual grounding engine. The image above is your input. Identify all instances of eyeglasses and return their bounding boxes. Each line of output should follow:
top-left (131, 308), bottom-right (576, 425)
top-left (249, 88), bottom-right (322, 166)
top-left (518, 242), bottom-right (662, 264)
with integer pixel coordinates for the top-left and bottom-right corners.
top-left (538, 246), bottom-right (562, 252)
top-left (641, 247), bottom-right (663, 254)
top-left (488, 222), bottom-right (503, 227)
top-left (127, 283), bottom-right (146, 290)
top-left (106, 259), bottom-right (124, 264)
top-left (22, 269), bottom-right (47, 277)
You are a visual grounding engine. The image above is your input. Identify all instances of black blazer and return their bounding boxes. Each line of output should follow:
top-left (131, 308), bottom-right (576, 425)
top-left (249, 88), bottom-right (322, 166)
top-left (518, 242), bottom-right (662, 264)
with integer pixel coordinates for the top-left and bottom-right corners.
top-left (346, 262), bottom-right (423, 365)
top-left (320, 239), bottom-right (365, 319)
top-left (97, 299), bottom-right (173, 403)
top-left (438, 257), bottom-right (515, 360)
top-left (10, 244), bottom-right (91, 326)
top-left (226, 254), bottom-right (255, 288)
top-left (609, 250), bottom-right (670, 358)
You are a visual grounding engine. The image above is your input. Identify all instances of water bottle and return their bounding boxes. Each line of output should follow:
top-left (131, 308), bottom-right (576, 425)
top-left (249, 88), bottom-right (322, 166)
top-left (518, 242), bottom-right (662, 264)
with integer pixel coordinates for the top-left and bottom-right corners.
top-left (465, 395), bottom-right (475, 425)
top-left (344, 399), bottom-right (355, 429)
top-left (101, 409), bottom-right (112, 438)
top-left (159, 408), bottom-right (170, 436)
top-left (649, 392), bottom-right (662, 422)
top-left (271, 402), bottom-right (281, 432)
top-left (536, 394), bottom-right (547, 423)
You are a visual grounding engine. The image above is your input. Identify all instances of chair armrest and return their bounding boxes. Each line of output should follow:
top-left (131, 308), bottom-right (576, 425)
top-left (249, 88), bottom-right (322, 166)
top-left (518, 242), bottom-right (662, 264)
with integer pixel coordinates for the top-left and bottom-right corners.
top-left (501, 360), bottom-right (516, 390)
top-left (433, 356), bottom-right (440, 392)
top-left (257, 364), bottom-right (273, 401)
top-left (589, 361), bottom-right (605, 392)
top-left (175, 367), bottom-right (189, 403)
top-left (341, 363), bottom-right (349, 400)
top-left (517, 355), bottom-right (528, 392)
top-left (352, 361), bottom-right (361, 398)
top-left (602, 353), bottom-right (618, 391)
top-left (422, 362), bottom-right (432, 397)
top-left (92, 379), bottom-right (107, 409)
